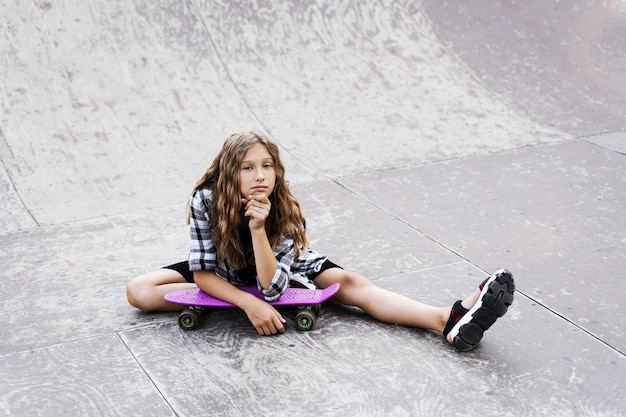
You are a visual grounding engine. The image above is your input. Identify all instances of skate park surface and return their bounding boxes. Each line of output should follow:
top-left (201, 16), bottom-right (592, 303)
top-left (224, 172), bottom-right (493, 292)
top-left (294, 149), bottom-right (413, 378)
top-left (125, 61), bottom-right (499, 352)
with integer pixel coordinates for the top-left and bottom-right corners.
top-left (1, 1), bottom-right (625, 416)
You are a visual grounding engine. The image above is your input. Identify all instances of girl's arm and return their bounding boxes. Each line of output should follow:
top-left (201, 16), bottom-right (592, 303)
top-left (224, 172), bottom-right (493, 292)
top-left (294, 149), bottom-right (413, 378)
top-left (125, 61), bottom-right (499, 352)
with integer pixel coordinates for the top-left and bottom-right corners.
top-left (194, 270), bottom-right (286, 335)
top-left (250, 226), bottom-right (278, 290)
top-left (242, 195), bottom-right (279, 290)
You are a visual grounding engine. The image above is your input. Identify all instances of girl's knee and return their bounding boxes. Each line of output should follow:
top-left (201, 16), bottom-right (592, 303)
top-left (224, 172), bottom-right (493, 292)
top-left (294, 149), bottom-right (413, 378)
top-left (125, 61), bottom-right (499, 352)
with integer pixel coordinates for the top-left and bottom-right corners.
top-left (316, 268), bottom-right (374, 291)
top-left (126, 278), bottom-right (143, 310)
top-left (126, 269), bottom-right (190, 312)
top-left (337, 271), bottom-right (373, 290)
top-left (126, 276), bottom-right (155, 312)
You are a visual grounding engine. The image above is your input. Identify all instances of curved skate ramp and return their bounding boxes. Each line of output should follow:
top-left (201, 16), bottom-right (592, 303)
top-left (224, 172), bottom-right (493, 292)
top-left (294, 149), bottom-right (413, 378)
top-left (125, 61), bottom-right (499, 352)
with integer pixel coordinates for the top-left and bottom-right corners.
top-left (1, 1), bottom-right (625, 416)
top-left (1, 0), bottom-right (567, 230)
top-left (423, 0), bottom-right (626, 138)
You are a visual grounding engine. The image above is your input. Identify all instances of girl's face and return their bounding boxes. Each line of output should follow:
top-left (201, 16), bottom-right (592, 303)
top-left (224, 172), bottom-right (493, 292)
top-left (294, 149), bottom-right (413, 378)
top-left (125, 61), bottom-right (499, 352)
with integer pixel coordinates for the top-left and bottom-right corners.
top-left (239, 143), bottom-right (276, 199)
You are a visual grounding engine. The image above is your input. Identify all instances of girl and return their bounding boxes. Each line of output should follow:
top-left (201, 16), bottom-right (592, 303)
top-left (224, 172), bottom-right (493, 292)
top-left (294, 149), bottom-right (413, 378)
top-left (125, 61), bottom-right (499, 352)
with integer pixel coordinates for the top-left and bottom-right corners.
top-left (126, 131), bottom-right (515, 351)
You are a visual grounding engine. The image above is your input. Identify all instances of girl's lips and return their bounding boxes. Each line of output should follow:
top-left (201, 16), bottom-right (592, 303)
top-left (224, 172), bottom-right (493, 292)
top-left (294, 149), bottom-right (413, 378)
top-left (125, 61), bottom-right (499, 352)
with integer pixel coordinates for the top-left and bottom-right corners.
top-left (252, 186), bottom-right (267, 192)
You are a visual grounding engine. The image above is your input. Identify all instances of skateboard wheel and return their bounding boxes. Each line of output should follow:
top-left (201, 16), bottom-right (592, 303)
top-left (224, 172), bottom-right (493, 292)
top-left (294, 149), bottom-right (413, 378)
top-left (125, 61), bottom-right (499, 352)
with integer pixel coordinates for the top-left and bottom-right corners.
top-left (295, 309), bottom-right (316, 331)
top-left (178, 308), bottom-right (201, 331)
top-left (311, 304), bottom-right (320, 316)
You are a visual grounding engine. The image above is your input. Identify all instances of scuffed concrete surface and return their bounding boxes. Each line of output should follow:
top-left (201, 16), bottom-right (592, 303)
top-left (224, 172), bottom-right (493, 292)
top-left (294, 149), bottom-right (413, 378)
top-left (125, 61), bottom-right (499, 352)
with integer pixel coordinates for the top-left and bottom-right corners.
top-left (1, 1), bottom-right (624, 416)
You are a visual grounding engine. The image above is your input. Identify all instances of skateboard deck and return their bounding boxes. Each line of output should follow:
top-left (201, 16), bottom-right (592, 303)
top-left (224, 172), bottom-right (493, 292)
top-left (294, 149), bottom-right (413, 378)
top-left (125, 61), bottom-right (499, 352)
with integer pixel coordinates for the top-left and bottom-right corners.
top-left (165, 283), bottom-right (340, 331)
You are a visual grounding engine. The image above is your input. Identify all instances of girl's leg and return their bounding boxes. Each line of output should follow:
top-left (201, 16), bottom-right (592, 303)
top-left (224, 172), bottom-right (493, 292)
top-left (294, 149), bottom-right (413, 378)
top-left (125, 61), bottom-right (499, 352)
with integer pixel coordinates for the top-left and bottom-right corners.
top-left (314, 267), bottom-right (514, 351)
top-left (313, 268), bottom-right (454, 333)
top-left (126, 269), bottom-right (197, 312)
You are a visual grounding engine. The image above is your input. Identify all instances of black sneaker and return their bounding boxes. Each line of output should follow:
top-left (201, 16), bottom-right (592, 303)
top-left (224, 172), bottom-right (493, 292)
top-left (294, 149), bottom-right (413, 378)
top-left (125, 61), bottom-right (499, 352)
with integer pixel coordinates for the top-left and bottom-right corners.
top-left (443, 300), bottom-right (469, 338)
top-left (448, 269), bottom-right (515, 352)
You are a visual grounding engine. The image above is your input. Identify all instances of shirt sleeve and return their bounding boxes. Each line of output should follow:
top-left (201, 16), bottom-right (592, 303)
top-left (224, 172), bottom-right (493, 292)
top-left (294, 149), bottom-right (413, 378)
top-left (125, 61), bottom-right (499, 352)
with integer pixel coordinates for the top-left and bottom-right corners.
top-left (188, 188), bottom-right (218, 273)
top-left (258, 235), bottom-right (295, 302)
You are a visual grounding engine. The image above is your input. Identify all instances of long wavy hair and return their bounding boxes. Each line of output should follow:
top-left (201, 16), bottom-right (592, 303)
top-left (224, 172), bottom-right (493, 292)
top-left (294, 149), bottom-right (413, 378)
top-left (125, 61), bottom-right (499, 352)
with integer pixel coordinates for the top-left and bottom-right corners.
top-left (189, 131), bottom-right (308, 269)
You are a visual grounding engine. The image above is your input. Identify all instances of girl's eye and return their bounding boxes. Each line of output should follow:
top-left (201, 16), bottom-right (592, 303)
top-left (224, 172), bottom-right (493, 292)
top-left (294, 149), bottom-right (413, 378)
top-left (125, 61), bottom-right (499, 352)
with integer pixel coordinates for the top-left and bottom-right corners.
top-left (242, 166), bottom-right (252, 171)
top-left (263, 164), bottom-right (273, 169)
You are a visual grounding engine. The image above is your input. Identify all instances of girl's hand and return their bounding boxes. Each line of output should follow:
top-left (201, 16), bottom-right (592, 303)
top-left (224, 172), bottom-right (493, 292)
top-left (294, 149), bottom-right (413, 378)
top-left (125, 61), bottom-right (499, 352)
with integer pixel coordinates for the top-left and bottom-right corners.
top-left (242, 194), bottom-right (271, 230)
top-left (241, 296), bottom-right (286, 335)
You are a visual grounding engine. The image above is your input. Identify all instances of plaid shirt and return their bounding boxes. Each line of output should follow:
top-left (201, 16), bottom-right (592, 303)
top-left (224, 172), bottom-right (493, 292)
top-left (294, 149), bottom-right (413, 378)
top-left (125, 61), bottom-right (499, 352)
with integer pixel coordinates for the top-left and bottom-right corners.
top-left (188, 188), bottom-right (327, 301)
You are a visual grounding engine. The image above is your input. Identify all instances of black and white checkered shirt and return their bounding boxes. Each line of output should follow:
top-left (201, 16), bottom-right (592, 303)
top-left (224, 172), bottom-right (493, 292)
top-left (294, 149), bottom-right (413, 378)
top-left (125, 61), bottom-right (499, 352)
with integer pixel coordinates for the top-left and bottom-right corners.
top-left (188, 188), bottom-right (328, 301)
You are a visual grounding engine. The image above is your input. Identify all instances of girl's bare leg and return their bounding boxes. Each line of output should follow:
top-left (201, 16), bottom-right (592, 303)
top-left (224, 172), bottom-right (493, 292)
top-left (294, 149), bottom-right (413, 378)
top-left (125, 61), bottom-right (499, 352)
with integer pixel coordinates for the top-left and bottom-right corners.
top-left (127, 269), bottom-right (197, 312)
top-left (314, 269), bottom-right (456, 333)
top-left (314, 268), bottom-right (484, 341)
top-left (315, 268), bottom-right (514, 351)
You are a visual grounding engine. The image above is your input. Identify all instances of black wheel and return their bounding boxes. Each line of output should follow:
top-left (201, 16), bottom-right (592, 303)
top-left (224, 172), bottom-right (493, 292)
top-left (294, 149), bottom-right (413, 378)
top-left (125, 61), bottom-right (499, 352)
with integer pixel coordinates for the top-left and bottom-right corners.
top-left (295, 309), bottom-right (316, 331)
top-left (178, 308), bottom-right (201, 331)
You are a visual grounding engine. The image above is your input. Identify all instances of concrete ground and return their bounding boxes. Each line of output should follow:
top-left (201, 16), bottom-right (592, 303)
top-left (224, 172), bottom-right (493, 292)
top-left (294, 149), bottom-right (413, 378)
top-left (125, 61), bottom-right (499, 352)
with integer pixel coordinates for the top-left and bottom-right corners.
top-left (1, 1), bottom-right (624, 416)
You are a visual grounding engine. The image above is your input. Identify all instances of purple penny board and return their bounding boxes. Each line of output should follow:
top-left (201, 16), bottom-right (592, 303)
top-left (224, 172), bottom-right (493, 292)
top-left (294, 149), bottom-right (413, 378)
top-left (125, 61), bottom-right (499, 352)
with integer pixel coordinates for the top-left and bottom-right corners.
top-left (165, 283), bottom-right (340, 308)
top-left (166, 283), bottom-right (340, 331)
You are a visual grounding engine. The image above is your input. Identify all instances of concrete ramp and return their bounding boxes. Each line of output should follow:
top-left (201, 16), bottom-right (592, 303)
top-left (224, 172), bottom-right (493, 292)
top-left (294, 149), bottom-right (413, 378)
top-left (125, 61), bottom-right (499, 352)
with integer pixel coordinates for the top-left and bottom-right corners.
top-left (1, 2), bottom-right (263, 228)
top-left (1, 1), bottom-right (625, 416)
top-left (423, 0), bottom-right (626, 137)
top-left (1, 1), bottom-right (564, 229)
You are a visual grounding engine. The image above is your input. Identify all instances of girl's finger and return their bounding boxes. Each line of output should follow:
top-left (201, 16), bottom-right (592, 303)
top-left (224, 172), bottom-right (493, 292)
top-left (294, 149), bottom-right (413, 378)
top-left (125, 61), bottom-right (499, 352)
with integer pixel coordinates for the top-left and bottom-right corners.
top-left (274, 317), bottom-right (285, 333)
top-left (248, 194), bottom-right (270, 205)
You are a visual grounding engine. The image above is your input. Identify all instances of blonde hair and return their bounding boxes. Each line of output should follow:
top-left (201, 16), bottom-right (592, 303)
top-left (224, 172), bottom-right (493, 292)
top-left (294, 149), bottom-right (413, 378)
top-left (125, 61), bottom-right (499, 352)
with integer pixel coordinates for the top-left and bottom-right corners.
top-left (190, 131), bottom-right (308, 269)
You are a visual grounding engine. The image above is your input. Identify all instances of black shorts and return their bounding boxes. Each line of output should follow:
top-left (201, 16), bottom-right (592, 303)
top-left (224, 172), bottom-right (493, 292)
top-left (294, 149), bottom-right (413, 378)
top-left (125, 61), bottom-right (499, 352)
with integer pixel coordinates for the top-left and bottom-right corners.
top-left (316, 259), bottom-right (343, 275)
top-left (163, 261), bottom-right (195, 283)
top-left (162, 259), bottom-right (342, 284)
